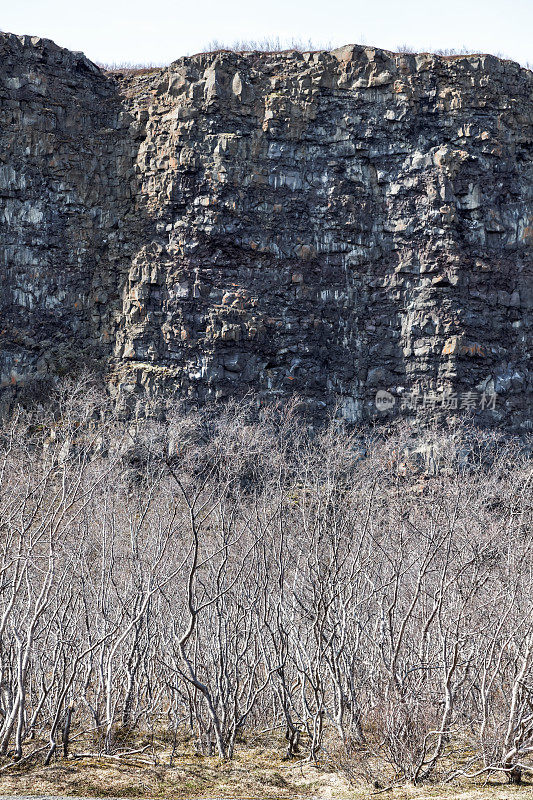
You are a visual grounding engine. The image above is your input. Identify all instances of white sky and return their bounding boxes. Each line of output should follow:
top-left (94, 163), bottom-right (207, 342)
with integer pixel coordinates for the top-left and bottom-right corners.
top-left (3, 0), bottom-right (532, 67)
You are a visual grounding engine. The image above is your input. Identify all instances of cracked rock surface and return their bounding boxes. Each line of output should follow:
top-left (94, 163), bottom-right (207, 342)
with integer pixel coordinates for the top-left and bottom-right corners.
top-left (1, 34), bottom-right (531, 428)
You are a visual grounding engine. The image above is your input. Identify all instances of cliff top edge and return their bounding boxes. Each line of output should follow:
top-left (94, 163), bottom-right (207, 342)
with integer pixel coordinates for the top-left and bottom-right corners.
top-left (1, 30), bottom-right (531, 79)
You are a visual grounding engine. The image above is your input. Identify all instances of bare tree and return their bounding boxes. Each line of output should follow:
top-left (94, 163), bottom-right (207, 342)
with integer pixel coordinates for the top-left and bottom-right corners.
top-left (0, 383), bottom-right (531, 789)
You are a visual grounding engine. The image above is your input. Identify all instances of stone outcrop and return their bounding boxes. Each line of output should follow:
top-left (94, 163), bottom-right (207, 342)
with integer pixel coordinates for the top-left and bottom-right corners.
top-left (1, 33), bottom-right (532, 428)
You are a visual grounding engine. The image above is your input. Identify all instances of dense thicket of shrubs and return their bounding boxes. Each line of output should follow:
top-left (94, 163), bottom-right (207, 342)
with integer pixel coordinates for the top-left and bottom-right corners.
top-left (0, 380), bottom-right (531, 785)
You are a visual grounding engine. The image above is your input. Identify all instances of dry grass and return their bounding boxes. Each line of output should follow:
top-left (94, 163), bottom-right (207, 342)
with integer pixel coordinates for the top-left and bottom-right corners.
top-left (0, 742), bottom-right (344, 798)
top-left (0, 730), bottom-right (531, 799)
top-left (1, 756), bottom-right (531, 799)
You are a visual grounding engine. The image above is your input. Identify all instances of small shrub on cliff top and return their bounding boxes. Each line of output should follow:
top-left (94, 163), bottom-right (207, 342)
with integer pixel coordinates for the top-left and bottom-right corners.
top-left (96, 61), bottom-right (164, 75)
top-left (202, 36), bottom-right (333, 54)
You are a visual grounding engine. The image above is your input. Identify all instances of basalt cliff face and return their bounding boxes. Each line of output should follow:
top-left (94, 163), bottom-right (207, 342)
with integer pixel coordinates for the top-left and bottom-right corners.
top-left (1, 33), bottom-right (532, 427)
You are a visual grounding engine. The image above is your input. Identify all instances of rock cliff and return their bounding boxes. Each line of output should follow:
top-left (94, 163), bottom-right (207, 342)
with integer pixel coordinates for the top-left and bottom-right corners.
top-left (1, 33), bottom-right (532, 428)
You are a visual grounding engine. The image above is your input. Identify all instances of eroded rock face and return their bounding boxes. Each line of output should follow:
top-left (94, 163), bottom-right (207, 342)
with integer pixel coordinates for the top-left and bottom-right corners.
top-left (1, 34), bottom-right (532, 428)
top-left (0, 33), bottom-right (135, 410)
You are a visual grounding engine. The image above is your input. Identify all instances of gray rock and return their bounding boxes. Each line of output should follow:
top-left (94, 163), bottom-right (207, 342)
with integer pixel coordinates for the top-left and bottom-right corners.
top-left (0, 34), bottom-right (531, 429)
